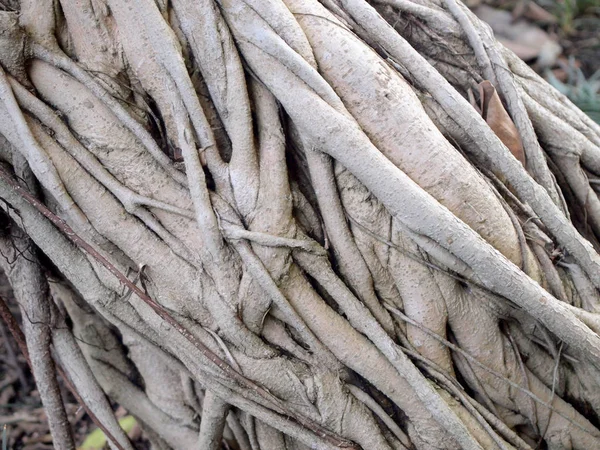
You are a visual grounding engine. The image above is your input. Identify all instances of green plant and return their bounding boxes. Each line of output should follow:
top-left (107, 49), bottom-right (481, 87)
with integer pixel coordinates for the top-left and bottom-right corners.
top-left (537, 0), bottom-right (600, 32)
top-left (79, 416), bottom-right (136, 450)
top-left (547, 58), bottom-right (600, 123)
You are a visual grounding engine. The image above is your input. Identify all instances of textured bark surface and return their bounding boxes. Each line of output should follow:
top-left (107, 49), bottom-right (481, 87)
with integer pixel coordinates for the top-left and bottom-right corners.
top-left (2, 0), bottom-right (600, 449)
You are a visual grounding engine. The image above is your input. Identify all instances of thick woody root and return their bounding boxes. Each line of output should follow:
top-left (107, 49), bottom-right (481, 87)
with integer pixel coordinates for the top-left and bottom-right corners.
top-left (1, 0), bottom-right (600, 449)
top-left (0, 227), bottom-right (75, 449)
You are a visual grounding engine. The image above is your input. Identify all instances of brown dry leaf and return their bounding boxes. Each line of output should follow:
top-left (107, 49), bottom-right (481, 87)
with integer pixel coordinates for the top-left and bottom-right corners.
top-left (512, 0), bottom-right (558, 24)
top-left (479, 80), bottom-right (527, 167)
top-left (522, 2), bottom-right (558, 24)
top-left (474, 5), bottom-right (561, 69)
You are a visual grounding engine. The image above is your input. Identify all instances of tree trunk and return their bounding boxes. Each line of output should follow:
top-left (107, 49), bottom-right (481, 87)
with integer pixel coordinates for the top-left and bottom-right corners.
top-left (2, 0), bottom-right (600, 449)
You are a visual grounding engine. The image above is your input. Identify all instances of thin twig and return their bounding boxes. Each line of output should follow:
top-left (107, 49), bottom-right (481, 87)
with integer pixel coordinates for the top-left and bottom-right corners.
top-left (0, 166), bottom-right (357, 449)
top-left (346, 213), bottom-right (466, 283)
top-left (442, 0), bottom-right (495, 84)
top-left (506, 325), bottom-right (539, 435)
top-left (536, 342), bottom-right (563, 449)
top-left (0, 296), bottom-right (126, 450)
top-left (0, 318), bottom-right (28, 391)
top-left (346, 385), bottom-right (411, 448)
top-left (384, 303), bottom-right (596, 434)
top-left (395, 334), bottom-right (531, 449)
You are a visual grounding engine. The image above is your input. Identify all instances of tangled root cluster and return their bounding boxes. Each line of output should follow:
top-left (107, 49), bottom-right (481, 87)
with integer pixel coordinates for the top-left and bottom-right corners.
top-left (2, 0), bottom-right (600, 449)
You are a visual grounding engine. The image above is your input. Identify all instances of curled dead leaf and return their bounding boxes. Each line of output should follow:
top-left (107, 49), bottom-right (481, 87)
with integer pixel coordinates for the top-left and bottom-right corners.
top-left (478, 80), bottom-right (527, 167)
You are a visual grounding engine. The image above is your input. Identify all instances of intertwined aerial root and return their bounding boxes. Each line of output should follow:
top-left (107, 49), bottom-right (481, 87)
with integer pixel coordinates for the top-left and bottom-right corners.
top-left (2, 0), bottom-right (600, 449)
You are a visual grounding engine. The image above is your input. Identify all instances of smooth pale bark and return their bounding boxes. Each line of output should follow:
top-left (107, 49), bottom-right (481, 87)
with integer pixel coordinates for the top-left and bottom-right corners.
top-left (2, 0), bottom-right (600, 449)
